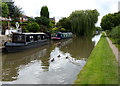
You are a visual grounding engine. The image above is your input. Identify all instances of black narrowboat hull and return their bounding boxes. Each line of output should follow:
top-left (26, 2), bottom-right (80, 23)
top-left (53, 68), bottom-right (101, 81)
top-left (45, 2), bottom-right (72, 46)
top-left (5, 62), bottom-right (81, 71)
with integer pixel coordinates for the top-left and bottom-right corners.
top-left (5, 40), bottom-right (49, 53)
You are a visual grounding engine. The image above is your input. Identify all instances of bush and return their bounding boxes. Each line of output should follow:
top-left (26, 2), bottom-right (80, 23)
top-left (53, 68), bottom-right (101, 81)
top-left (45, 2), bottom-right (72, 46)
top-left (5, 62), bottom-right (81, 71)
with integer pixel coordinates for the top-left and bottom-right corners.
top-left (106, 30), bottom-right (111, 37)
top-left (50, 27), bottom-right (59, 34)
top-left (60, 28), bottom-right (66, 31)
top-left (110, 25), bottom-right (120, 44)
top-left (27, 23), bottom-right (40, 32)
top-left (35, 16), bottom-right (50, 27)
top-left (101, 32), bottom-right (106, 37)
top-left (22, 26), bottom-right (28, 32)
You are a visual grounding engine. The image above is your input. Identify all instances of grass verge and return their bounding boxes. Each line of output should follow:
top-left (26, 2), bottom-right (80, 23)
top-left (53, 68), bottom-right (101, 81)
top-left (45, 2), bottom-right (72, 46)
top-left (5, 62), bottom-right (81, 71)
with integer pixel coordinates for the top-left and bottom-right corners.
top-left (74, 34), bottom-right (118, 84)
top-left (109, 37), bottom-right (120, 51)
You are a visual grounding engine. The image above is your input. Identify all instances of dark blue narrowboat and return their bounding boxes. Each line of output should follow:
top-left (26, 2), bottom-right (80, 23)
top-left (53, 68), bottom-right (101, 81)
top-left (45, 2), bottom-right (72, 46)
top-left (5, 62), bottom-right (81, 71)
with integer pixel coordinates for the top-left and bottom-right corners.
top-left (4, 32), bottom-right (49, 52)
top-left (51, 32), bottom-right (72, 40)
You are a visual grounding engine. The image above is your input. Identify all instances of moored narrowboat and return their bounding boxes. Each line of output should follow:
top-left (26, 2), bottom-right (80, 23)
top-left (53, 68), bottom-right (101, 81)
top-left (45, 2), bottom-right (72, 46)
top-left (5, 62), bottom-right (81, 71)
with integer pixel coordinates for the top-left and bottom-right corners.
top-left (51, 32), bottom-right (72, 40)
top-left (4, 32), bottom-right (49, 52)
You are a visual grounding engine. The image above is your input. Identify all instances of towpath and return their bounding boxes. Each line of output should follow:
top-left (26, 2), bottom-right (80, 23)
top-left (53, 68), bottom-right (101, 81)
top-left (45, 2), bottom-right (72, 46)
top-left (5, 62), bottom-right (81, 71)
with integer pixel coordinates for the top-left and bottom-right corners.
top-left (105, 35), bottom-right (120, 66)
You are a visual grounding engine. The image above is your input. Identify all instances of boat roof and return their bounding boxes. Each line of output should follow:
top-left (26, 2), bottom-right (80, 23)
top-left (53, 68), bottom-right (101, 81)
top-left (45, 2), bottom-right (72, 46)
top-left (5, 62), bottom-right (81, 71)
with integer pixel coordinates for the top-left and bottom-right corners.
top-left (23, 32), bottom-right (45, 35)
top-left (13, 32), bottom-right (45, 35)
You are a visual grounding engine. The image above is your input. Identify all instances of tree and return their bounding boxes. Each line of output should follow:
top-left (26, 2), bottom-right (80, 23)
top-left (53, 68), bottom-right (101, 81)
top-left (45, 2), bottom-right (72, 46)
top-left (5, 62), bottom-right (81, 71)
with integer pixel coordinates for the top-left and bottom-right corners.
top-left (49, 20), bottom-right (55, 28)
top-left (69, 9), bottom-right (99, 36)
top-left (56, 17), bottom-right (71, 31)
top-left (27, 17), bottom-right (35, 23)
top-left (110, 25), bottom-right (120, 44)
top-left (6, 2), bottom-right (23, 22)
top-left (27, 23), bottom-right (40, 32)
top-left (35, 16), bottom-right (50, 27)
top-left (101, 14), bottom-right (114, 30)
top-left (40, 6), bottom-right (49, 18)
top-left (1, 2), bottom-right (9, 17)
top-left (101, 12), bottom-right (120, 30)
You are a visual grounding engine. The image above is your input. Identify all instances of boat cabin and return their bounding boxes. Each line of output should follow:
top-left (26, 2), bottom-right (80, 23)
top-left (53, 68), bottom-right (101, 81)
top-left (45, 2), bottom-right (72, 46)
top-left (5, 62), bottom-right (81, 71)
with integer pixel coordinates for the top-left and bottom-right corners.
top-left (51, 32), bottom-right (72, 40)
top-left (12, 33), bottom-right (47, 43)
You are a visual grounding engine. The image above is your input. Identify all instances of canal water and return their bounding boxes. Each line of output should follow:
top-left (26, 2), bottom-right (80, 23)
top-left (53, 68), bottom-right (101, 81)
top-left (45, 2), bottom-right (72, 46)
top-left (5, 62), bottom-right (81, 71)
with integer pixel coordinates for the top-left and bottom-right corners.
top-left (2, 34), bottom-right (101, 84)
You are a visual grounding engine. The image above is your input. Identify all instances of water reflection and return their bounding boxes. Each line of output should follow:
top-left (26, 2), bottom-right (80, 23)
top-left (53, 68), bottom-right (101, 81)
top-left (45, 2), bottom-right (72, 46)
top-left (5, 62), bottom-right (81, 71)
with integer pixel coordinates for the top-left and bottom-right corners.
top-left (2, 45), bottom-right (51, 81)
top-left (2, 35), bottom-right (101, 84)
top-left (60, 37), bottom-right (95, 58)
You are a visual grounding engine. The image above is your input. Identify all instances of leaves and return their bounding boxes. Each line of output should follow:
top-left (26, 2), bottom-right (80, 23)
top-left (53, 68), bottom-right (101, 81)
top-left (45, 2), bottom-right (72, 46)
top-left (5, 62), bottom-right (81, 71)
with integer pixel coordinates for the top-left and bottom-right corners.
top-left (6, 2), bottom-right (23, 21)
top-left (69, 9), bottom-right (99, 36)
top-left (56, 17), bottom-right (71, 31)
top-left (40, 6), bottom-right (49, 18)
top-left (101, 12), bottom-right (120, 30)
top-left (1, 2), bottom-right (9, 17)
top-left (35, 16), bottom-right (50, 27)
top-left (27, 23), bottom-right (40, 32)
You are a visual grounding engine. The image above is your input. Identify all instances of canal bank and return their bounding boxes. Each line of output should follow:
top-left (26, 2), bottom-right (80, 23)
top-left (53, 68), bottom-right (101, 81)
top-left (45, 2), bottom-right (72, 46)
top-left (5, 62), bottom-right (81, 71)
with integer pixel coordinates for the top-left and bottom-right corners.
top-left (74, 33), bottom-right (118, 84)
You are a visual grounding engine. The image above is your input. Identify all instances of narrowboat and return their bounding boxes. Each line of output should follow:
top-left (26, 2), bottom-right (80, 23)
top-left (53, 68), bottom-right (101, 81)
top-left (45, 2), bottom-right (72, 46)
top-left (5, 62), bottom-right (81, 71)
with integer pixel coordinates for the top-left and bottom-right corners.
top-left (4, 32), bottom-right (49, 52)
top-left (51, 32), bottom-right (72, 40)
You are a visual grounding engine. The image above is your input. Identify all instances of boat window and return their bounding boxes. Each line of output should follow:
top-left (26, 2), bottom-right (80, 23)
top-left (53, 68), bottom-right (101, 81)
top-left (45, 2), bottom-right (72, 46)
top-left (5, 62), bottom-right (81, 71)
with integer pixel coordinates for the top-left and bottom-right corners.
top-left (30, 36), bottom-right (34, 42)
top-left (61, 34), bottom-right (64, 37)
top-left (38, 35), bottom-right (41, 40)
top-left (13, 34), bottom-right (25, 43)
top-left (51, 34), bottom-right (56, 37)
top-left (57, 34), bottom-right (61, 37)
top-left (26, 35), bottom-right (30, 42)
top-left (41, 35), bottom-right (46, 40)
top-left (34, 35), bottom-right (38, 41)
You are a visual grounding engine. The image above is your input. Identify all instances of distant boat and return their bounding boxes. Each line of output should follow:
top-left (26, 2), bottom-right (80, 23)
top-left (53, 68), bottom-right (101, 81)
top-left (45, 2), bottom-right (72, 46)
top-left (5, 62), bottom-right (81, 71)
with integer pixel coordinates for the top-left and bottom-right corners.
top-left (51, 32), bottom-right (72, 40)
top-left (4, 32), bottom-right (49, 53)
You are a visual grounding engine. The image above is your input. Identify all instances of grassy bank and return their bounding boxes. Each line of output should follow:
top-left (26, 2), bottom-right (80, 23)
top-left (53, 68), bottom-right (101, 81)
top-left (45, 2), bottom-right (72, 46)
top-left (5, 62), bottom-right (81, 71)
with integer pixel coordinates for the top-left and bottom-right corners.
top-left (74, 34), bottom-right (118, 84)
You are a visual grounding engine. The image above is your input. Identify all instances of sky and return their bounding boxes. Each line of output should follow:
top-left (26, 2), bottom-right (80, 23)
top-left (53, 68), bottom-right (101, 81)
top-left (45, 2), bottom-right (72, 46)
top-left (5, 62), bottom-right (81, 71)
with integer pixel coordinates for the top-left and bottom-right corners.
top-left (14, 0), bottom-right (120, 26)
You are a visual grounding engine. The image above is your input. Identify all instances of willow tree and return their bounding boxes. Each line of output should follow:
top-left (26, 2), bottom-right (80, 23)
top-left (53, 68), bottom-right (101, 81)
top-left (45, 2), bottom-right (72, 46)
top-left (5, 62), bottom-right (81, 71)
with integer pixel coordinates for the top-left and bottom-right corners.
top-left (69, 9), bottom-right (99, 36)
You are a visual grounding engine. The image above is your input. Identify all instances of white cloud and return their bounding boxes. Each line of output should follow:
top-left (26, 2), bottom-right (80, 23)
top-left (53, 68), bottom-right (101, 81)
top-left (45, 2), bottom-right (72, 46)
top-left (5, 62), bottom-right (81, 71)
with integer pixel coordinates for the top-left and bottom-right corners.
top-left (14, 0), bottom-right (120, 26)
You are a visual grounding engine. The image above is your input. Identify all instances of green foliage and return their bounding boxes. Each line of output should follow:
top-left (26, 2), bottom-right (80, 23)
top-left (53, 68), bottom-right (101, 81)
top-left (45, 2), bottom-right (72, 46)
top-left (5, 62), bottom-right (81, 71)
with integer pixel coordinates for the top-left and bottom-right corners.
top-left (60, 28), bottom-right (65, 31)
top-left (56, 17), bottom-right (71, 31)
top-left (40, 6), bottom-right (49, 18)
top-left (52, 27), bottom-right (59, 31)
top-left (22, 26), bottom-right (28, 33)
top-left (40, 25), bottom-right (47, 32)
top-left (51, 20), bottom-right (55, 25)
top-left (110, 25), bottom-right (120, 44)
top-left (27, 23), bottom-right (40, 32)
top-left (50, 27), bottom-right (66, 33)
top-left (1, 2), bottom-right (9, 17)
top-left (94, 27), bottom-right (102, 35)
top-left (69, 9), bottom-right (99, 36)
top-left (101, 12), bottom-right (120, 30)
top-left (6, 2), bottom-right (23, 21)
top-left (51, 27), bottom-right (59, 33)
top-left (35, 16), bottom-right (50, 27)
top-left (95, 27), bottom-right (102, 31)
top-left (56, 10), bottom-right (99, 36)
top-left (27, 17), bottom-right (35, 23)
top-left (49, 20), bottom-right (55, 28)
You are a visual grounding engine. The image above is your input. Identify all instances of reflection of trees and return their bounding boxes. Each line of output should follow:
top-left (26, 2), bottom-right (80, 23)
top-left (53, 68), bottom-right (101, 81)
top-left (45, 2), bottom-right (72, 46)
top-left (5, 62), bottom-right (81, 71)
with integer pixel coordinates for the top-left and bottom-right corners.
top-left (40, 45), bottom-right (54, 70)
top-left (2, 45), bottom-right (52, 81)
top-left (60, 37), bottom-right (94, 59)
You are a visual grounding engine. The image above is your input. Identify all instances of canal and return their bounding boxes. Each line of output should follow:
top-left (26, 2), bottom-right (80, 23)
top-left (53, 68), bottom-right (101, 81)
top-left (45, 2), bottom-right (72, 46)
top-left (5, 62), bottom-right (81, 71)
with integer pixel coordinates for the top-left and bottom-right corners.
top-left (2, 34), bottom-right (101, 84)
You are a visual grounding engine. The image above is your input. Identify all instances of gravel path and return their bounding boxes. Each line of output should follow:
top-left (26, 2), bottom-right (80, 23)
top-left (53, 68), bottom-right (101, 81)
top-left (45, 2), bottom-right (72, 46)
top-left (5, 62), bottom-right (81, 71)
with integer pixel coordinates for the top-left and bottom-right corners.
top-left (106, 36), bottom-right (120, 66)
